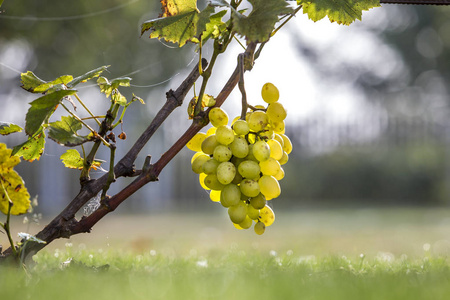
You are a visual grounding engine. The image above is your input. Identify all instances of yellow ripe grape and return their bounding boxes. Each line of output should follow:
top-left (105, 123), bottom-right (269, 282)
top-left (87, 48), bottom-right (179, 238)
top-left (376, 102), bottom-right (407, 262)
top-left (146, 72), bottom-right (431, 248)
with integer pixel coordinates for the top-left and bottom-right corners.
top-left (231, 116), bottom-right (240, 124)
top-left (274, 167), bottom-right (285, 181)
top-left (213, 145), bottom-right (232, 162)
top-left (209, 107), bottom-right (229, 127)
top-left (258, 175), bottom-right (281, 200)
top-left (232, 120), bottom-right (250, 136)
top-left (260, 127), bottom-right (274, 140)
top-left (206, 126), bottom-right (217, 136)
top-left (254, 221), bottom-right (266, 235)
top-left (267, 139), bottom-right (283, 160)
top-left (191, 151), bottom-right (204, 164)
top-left (259, 157), bottom-right (281, 176)
top-left (229, 136), bottom-right (249, 158)
top-left (240, 179), bottom-right (260, 197)
top-left (259, 205), bottom-right (275, 227)
top-left (191, 153), bottom-right (210, 174)
top-left (201, 135), bottom-right (220, 155)
top-left (248, 111), bottom-right (269, 132)
top-left (220, 183), bottom-right (241, 207)
top-left (238, 160), bottom-right (261, 180)
top-left (210, 190), bottom-right (221, 202)
top-left (253, 105), bottom-right (266, 110)
top-left (199, 173), bottom-right (210, 190)
top-left (278, 151), bottom-right (288, 165)
top-left (215, 125), bottom-right (235, 145)
top-left (270, 120), bottom-right (285, 134)
top-left (261, 83), bottom-right (279, 103)
top-left (245, 112), bottom-right (252, 122)
top-left (187, 132), bottom-right (206, 152)
top-left (274, 134), bottom-right (284, 148)
top-left (216, 162), bottom-right (236, 185)
top-left (204, 174), bottom-right (225, 190)
top-left (233, 222), bottom-right (244, 230)
top-left (238, 216), bottom-right (253, 229)
top-left (253, 140), bottom-right (271, 162)
top-left (266, 102), bottom-right (287, 123)
top-left (280, 134), bottom-right (292, 154)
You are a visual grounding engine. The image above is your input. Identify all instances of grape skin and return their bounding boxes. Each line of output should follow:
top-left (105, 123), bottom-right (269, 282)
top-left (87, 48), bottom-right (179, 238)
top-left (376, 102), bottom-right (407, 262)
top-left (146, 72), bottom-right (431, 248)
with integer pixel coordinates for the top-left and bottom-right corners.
top-left (261, 83), bottom-right (279, 103)
top-left (209, 107), bottom-right (229, 127)
top-left (254, 221), bottom-right (266, 235)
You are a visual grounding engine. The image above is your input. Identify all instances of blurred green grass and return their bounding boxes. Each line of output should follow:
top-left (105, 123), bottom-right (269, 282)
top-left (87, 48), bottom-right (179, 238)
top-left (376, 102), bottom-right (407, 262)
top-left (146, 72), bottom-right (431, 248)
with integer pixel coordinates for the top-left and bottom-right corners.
top-left (2, 208), bottom-right (450, 300)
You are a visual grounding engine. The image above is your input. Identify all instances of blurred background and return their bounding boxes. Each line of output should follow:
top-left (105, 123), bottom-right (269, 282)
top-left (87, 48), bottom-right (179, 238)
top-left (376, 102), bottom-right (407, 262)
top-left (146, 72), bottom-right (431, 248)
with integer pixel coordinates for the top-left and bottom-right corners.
top-left (1, 0), bottom-right (450, 220)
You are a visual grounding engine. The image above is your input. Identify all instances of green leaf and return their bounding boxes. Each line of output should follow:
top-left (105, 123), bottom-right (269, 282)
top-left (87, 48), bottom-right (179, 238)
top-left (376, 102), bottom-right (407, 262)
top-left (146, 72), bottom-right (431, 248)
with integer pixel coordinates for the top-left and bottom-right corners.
top-left (0, 143), bottom-right (31, 215)
top-left (21, 71), bottom-right (47, 93)
top-left (197, 10), bottom-right (228, 43)
top-left (131, 94), bottom-right (145, 105)
top-left (297, 0), bottom-right (381, 25)
top-left (232, 0), bottom-right (292, 43)
top-left (48, 116), bottom-right (91, 146)
top-left (25, 89), bottom-right (76, 136)
top-left (33, 75), bottom-right (73, 93)
top-left (110, 77), bottom-right (131, 89)
top-left (111, 90), bottom-right (127, 106)
top-left (141, 1), bottom-right (215, 47)
top-left (97, 77), bottom-right (113, 98)
top-left (60, 149), bottom-right (104, 170)
top-left (0, 122), bottom-right (23, 136)
top-left (12, 127), bottom-right (46, 162)
top-left (67, 65), bottom-right (109, 88)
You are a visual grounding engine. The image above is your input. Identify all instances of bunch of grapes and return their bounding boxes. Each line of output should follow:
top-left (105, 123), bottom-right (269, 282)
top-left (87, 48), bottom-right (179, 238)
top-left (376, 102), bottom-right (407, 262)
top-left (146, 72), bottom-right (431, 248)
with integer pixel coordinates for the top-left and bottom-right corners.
top-left (186, 83), bottom-right (292, 235)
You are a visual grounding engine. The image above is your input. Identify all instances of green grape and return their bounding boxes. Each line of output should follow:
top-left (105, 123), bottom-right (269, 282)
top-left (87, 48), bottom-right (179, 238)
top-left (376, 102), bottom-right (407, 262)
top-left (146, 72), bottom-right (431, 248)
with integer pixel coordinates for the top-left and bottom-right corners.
top-left (231, 156), bottom-right (245, 168)
top-left (247, 203), bottom-right (260, 220)
top-left (206, 126), bottom-right (216, 136)
top-left (248, 111), bottom-right (269, 132)
top-left (270, 120), bottom-right (285, 134)
top-left (213, 145), bottom-right (232, 162)
top-left (238, 216), bottom-right (252, 229)
top-left (245, 144), bottom-right (258, 161)
top-left (278, 151), bottom-right (288, 165)
top-left (187, 132), bottom-right (206, 152)
top-left (191, 154), bottom-right (210, 174)
top-left (210, 190), bottom-right (221, 202)
top-left (209, 107), bottom-right (229, 127)
top-left (274, 167), bottom-right (285, 181)
top-left (267, 139), bottom-right (283, 160)
top-left (258, 175), bottom-right (281, 200)
top-left (259, 157), bottom-right (281, 176)
top-left (199, 173), bottom-right (209, 190)
top-left (232, 171), bottom-right (243, 185)
top-left (254, 221), bottom-right (266, 235)
top-left (228, 201), bottom-right (247, 224)
top-left (233, 223), bottom-right (244, 230)
top-left (240, 179), bottom-right (260, 197)
top-left (229, 136), bottom-right (249, 158)
top-left (261, 83), bottom-right (279, 103)
top-left (253, 140), bottom-right (271, 162)
top-left (250, 193), bottom-right (266, 209)
top-left (201, 135), bottom-right (220, 155)
top-left (220, 183), bottom-right (241, 207)
top-left (280, 134), bottom-right (292, 154)
top-left (232, 120), bottom-right (250, 136)
top-left (274, 134), bottom-right (284, 148)
top-left (216, 162), bottom-right (236, 185)
top-left (266, 102), bottom-right (287, 123)
top-left (191, 151), bottom-right (203, 164)
top-left (259, 205), bottom-right (275, 226)
top-left (238, 160), bottom-right (261, 179)
top-left (204, 174), bottom-right (225, 190)
top-left (202, 158), bottom-right (221, 175)
top-left (215, 125), bottom-right (235, 145)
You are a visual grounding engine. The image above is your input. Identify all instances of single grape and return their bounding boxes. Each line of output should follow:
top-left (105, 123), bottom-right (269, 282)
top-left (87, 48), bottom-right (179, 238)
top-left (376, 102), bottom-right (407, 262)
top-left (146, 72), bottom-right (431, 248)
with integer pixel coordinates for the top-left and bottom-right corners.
top-left (253, 105), bottom-right (266, 111)
top-left (232, 120), bottom-right (250, 136)
top-left (259, 175), bottom-right (281, 200)
top-left (229, 136), bottom-right (249, 158)
top-left (253, 140), bottom-right (270, 162)
top-left (240, 179), bottom-right (260, 197)
top-left (266, 102), bottom-right (287, 122)
top-left (228, 201), bottom-right (247, 224)
top-left (206, 126), bottom-right (216, 136)
top-left (238, 216), bottom-right (252, 229)
top-left (248, 111), bottom-right (269, 132)
top-left (259, 157), bottom-right (281, 176)
top-left (191, 154), bottom-right (210, 174)
top-left (245, 144), bottom-right (258, 161)
top-left (270, 120), bottom-right (285, 134)
top-left (204, 174), bottom-right (225, 190)
top-left (273, 167), bottom-right (285, 181)
top-left (216, 162), bottom-right (236, 185)
top-left (210, 190), bottom-right (221, 202)
top-left (278, 152), bottom-right (288, 165)
top-left (259, 205), bottom-right (275, 226)
top-left (274, 134), bottom-right (284, 148)
top-left (187, 132), bottom-right (206, 152)
top-left (199, 173), bottom-right (209, 190)
top-left (202, 158), bottom-right (221, 175)
top-left (247, 203), bottom-right (260, 220)
top-left (201, 135), bottom-right (220, 155)
top-left (254, 221), bottom-right (266, 235)
top-left (215, 125), bottom-right (235, 145)
top-left (209, 107), bottom-right (229, 127)
top-left (267, 139), bottom-right (283, 160)
top-left (213, 145), bottom-right (232, 162)
top-left (261, 83), bottom-right (279, 103)
top-left (191, 151), bottom-right (204, 164)
top-left (232, 171), bottom-right (243, 185)
top-left (220, 183), bottom-right (241, 207)
top-left (280, 134), bottom-right (292, 154)
top-left (238, 160), bottom-right (261, 179)
top-left (250, 193), bottom-right (266, 209)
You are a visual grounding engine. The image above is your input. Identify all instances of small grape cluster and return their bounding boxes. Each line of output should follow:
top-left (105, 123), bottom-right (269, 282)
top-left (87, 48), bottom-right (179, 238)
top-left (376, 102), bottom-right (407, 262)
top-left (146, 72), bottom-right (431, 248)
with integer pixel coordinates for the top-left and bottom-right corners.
top-left (186, 83), bottom-right (292, 235)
